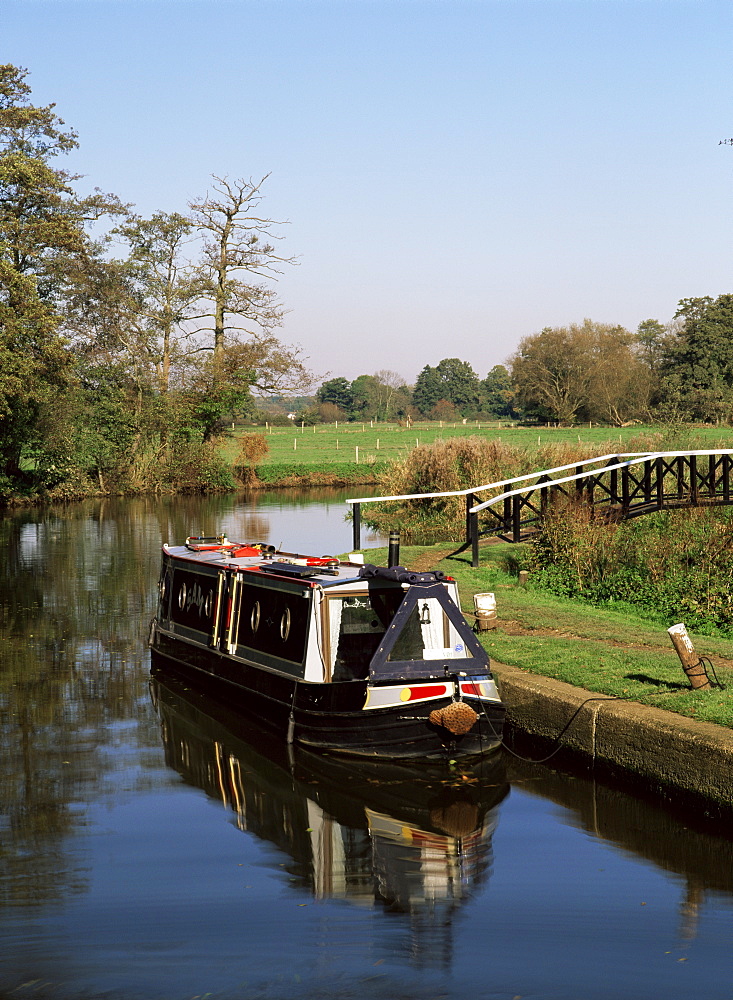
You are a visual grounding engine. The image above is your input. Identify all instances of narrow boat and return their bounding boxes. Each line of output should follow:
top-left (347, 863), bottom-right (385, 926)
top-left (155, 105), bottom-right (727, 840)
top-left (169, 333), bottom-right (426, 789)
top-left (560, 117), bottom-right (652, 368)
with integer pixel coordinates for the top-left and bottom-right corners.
top-left (149, 535), bottom-right (505, 759)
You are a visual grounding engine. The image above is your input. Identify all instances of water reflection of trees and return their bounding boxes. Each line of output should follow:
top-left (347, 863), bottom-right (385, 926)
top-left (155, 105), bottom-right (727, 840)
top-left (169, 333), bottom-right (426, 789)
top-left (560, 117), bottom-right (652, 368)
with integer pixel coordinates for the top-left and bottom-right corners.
top-left (507, 758), bottom-right (733, 941)
top-left (0, 489), bottom-right (359, 909)
top-left (0, 503), bottom-right (158, 906)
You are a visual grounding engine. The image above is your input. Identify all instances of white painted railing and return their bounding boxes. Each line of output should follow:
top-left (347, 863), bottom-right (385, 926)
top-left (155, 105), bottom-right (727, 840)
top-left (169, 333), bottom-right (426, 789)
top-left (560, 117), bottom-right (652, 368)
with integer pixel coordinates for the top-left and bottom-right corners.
top-left (469, 450), bottom-right (733, 512)
top-left (347, 448), bottom-right (733, 562)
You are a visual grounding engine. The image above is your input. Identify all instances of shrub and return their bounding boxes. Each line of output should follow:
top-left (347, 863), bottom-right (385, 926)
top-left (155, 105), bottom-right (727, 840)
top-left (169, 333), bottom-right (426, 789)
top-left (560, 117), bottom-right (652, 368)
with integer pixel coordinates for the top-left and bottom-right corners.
top-left (530, 501), bottom-right (733, 632)
top-left (253, 461), bottom-right (390, 486)
top-left (161, 439), bottom-right (235, 493)
top-left (233, 433), bottom-right (269, 486)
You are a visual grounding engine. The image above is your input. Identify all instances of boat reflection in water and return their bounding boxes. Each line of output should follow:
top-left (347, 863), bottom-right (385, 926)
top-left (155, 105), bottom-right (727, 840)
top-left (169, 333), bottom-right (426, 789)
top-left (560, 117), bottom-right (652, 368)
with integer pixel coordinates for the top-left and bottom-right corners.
top-left (150, 669), bottom-right (509, 967)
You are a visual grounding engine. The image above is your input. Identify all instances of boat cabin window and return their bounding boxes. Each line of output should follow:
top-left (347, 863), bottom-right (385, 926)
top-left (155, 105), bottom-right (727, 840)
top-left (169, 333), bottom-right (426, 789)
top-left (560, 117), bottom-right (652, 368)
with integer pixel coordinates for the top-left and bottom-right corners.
top-left (235, 579), bottom-right (310, 668)
top-left (168, 566), bottom-right (219, 637)
top-left (328, 589), bottom-right (468, 680)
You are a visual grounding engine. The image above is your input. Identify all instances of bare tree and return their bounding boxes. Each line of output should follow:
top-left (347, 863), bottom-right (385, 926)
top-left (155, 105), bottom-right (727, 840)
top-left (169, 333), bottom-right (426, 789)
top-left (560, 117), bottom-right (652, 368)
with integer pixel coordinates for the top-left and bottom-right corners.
top-left (188, 174), bottom-right (297, 361)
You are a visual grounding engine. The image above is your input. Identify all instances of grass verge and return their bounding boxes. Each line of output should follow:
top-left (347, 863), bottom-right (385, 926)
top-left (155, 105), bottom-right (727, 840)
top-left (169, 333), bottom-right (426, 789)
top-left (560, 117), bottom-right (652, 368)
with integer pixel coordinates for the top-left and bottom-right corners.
top-left (222, 421), bottom-right (733, 469)
top-left (250, 461), bottom-right (390, 487)
top-left (356, 541), bottom-right (733, 729)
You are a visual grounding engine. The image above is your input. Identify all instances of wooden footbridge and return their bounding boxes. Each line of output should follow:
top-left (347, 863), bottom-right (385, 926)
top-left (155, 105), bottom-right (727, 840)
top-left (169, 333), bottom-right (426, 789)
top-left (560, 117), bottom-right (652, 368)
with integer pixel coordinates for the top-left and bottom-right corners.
top-left (348, 449), bottom-right (733, 567)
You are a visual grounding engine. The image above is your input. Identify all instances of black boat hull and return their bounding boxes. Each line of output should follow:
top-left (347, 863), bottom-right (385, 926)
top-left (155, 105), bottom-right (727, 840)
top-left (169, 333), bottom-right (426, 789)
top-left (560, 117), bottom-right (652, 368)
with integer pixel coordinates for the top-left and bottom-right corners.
top-left (150, 636), bottom-right (505, 761)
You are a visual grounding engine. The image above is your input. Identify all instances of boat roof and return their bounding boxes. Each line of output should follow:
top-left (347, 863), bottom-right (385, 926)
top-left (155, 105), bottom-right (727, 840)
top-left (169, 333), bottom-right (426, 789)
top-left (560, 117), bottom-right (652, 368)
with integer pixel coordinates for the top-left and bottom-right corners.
top-left (162, 537), bottom-right (454, 590)
top-left (162, 539), bottom-right (375, 589)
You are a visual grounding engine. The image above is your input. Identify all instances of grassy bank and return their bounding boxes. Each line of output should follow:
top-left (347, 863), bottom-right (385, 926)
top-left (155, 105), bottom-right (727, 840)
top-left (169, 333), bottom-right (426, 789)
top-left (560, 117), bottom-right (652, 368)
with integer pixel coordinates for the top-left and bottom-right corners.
top-left (224, 423), bottom-right (733, 521)
top-left (249, 461), bottom-right (391, 487)
top-left (357, 541), bottom-right (733, 729)
top-left (223, 421), bottom-right (733, 472)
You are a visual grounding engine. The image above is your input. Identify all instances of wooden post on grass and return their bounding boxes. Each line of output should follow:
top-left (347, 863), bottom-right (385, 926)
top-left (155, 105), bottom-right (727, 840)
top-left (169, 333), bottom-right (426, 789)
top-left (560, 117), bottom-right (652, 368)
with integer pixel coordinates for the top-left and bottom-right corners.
top-left (668, 623), bottom-right (712, 689)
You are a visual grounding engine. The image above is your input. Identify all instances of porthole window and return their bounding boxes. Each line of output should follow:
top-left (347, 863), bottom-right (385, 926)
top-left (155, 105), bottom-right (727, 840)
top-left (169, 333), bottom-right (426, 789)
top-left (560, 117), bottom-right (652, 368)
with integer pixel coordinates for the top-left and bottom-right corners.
top-left (280, 607), bottom-right (291, 641)
top-left (178, 582), bottom-right (187, 609)
top-left (159, 576), bottom-right (168, 601)
top-left (251, 601), bottom-right (261, 633)
top-left (204, 591), bottom-right (213, 618)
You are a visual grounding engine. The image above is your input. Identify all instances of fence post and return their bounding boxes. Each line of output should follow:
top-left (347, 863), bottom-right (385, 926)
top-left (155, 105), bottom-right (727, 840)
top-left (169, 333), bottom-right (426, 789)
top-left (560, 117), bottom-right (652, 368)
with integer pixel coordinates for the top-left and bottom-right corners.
top-left (512, 495), bottom-right (521, 543)
top-left (621, 462), bottom-right (630, 514)
top-left (503, 496), bottom-right (511, 538)
top-left (609, 457), bottom-right (620, 506)
top-left (471, 509), bottom-right (479, 568)
top-left (465, 494), bottom-right (474, 547)
top-left (668, 623), bottom-right (712, 690)
top-left (655, 457), bottom-right (664, 510)
top-left (352, 503), bottom-right (361, 551)
top-left (690, 454), bottom-right (698, 504)
top-left (586, 478), bottom-right (595, 516)
top-left (676, 455), bottom-right (685, 500)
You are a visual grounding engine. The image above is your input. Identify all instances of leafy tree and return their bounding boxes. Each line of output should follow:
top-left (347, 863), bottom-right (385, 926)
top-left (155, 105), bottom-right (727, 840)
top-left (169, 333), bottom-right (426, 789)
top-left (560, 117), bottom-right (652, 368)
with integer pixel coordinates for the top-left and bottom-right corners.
top-left (0, 64), bottom-right (122, 480)
top-left (510, 320), bottom-right (646, 425)
top-left (68, 353), bottom-right (144, 490)
top-left (314, 401), bottom-right (344, 423)
top-left (412, 365), bottom-right (443, 415)
top-left (656, 295), bottom-right (733, 422)
top-left (316, 377), bottom-right (354, 412)
top-left (511, 326), bottom-right (586, 424)
top-left (370, 370), bottom-right (411, 420)
top-left (635, 318), bottom-right (668, 374)
top-left (176, 337), bottom-right (289, 441)
top-left (435, 358), bottom-right (481, 413)
top-left (428, 399), bottom-right (459, 421)
top-left (593, 342), bottom-right (653, 426)
top-left (349, 371), bottom-right (411, 420)
top-left (113, 211), bottom-right (198, 393)
top-left (0, 264), bottom-right (68, 481)
top-left (412, 358), bottom-right (480, 416)
top-left (481, 364), bottom-right (515, 417)
top-left (350, 374), bottom-right (379, 418)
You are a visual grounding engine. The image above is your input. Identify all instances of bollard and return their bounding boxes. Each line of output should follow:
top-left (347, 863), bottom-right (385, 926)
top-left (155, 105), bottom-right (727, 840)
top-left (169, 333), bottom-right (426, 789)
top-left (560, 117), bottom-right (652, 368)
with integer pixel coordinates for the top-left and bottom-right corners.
top-left (388, 530), bottom-right (400, 568)
top-left (667, 623), bottom-right (712, 690)
top-left (473, 592), bottom-right (497, 630)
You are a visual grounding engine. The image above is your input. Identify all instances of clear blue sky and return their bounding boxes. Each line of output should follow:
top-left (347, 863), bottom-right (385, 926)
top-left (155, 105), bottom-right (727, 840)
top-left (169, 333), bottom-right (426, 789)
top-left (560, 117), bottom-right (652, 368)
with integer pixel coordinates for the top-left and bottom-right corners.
top-left (5, 0), bottom-right (733, 388)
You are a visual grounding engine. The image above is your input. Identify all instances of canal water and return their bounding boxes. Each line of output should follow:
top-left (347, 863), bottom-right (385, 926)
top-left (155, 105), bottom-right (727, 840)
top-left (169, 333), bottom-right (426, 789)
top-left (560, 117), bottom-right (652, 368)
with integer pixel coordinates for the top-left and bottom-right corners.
top-left (1, 489), bottom-right (732, 1000)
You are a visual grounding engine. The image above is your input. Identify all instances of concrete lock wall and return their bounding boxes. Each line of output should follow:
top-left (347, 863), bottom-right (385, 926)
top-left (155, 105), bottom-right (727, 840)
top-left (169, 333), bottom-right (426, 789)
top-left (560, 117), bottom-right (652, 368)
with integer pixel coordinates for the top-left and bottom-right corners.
top-left (492, 662), bottom-right (733, 808)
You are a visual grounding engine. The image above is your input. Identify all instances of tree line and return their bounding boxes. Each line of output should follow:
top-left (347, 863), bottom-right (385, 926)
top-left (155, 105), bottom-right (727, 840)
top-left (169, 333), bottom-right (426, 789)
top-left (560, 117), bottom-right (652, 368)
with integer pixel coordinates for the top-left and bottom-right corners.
top-left (312, 306), bottom-right (733, 428)
top-left (0, 64), bottom-right (308, 497)
top-left (312, 362), bottom-right (514, 423)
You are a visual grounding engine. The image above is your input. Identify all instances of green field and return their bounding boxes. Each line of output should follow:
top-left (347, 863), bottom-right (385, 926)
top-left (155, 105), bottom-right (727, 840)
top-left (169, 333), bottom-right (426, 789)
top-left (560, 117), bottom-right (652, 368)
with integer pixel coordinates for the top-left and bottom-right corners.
top-left (223, 421), bottom-right (733, 471)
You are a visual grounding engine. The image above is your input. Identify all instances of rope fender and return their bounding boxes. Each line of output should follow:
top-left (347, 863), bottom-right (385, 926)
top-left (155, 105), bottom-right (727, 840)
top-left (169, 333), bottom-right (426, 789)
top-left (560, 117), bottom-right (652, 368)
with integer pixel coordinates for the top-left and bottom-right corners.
top-left (429, 701), bottom-right (479, 735)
